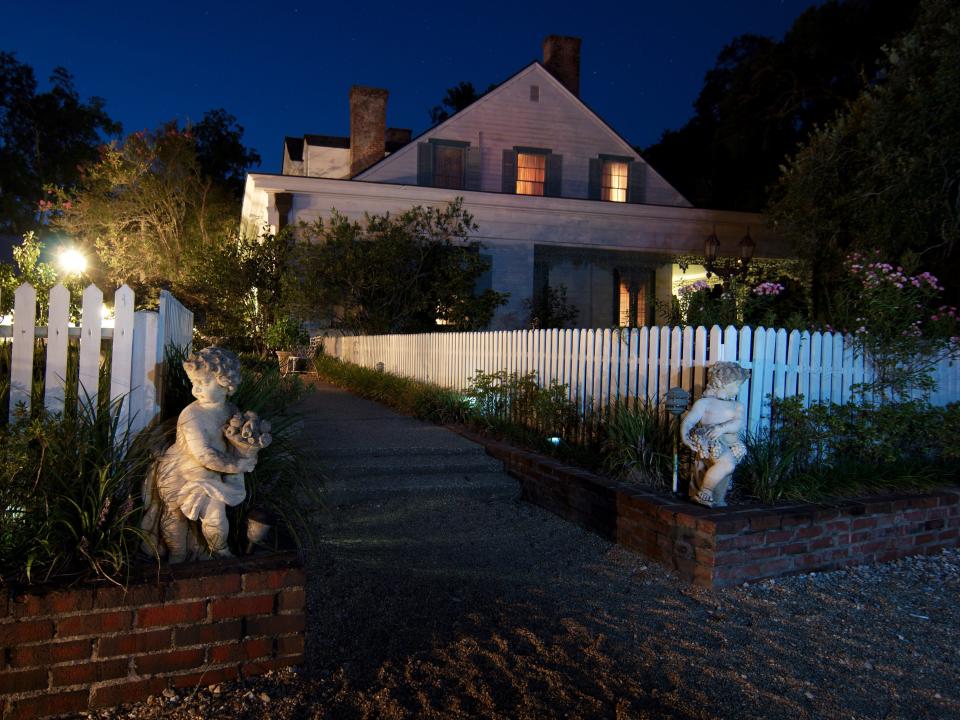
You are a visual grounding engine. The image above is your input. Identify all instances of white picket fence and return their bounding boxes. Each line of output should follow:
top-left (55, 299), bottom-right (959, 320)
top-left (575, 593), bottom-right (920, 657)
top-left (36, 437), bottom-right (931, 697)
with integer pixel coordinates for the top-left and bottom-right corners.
top-left (1, 282), bottom-right (194, 439)
top-left (328, 326), bottom-right (960, 436)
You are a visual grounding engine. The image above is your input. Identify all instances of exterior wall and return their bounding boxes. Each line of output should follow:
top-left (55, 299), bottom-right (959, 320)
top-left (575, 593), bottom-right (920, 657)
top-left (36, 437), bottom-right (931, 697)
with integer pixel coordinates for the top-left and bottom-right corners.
top-left (357, 64), bottom-right (689, 207)
top-left (0, 553), bottom-right (306, 719)
top-left (242, 174), bottom-right (788, 329)
top-left (305, 145), bottom-right (350, 179)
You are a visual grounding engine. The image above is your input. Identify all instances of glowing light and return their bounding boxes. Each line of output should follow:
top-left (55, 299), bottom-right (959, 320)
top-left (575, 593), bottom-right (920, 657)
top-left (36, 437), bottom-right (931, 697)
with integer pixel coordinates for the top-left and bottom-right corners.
top-left (547, 436), bottom-right (561, 446)
top-left (57, 247), bottom-right (87, 276)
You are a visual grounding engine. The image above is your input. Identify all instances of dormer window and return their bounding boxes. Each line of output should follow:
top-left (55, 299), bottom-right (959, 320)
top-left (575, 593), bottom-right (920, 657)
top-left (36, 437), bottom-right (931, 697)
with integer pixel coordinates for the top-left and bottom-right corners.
top-left (601, 160), bottom-right (629, 203)
top-left (589, 154), bottom-right (646, 203)
top-left (516, 152), bottom-right (547, 196)
top-left (502, 147), bottom-right (562, 197)
top-left (434, 144), bottom-right (465, 189)
top-left (416, 139), bottom-right (481, 190)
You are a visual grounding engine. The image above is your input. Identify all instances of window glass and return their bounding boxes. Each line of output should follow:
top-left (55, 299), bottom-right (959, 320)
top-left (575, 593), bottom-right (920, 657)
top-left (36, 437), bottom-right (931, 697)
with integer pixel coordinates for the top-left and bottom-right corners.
top-left (602, 161), bottom-right (628, 202)
top-left (516, 152), bottom-right (546, 195)
top-left (434, 145), bottom-right (464, 189)
top-left (618, 280), bottom-right (632, 326)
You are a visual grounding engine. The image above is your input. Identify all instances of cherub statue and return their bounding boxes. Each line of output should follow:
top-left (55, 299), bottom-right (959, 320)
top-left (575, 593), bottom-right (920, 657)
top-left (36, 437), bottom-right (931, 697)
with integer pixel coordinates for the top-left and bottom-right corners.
top-left (680, 362), bottom-right (751, 508)
top-left (141, 347), bottom-right (272, 563)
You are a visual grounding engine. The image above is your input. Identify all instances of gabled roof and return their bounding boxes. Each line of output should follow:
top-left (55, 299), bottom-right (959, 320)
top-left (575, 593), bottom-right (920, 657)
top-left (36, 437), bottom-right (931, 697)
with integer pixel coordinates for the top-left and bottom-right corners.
top-left (355, 60), bottom-right (665, 184)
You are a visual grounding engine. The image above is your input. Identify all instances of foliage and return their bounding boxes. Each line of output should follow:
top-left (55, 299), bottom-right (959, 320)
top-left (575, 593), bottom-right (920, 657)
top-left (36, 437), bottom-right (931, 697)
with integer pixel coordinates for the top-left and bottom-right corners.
top-left (644, 0), bottom-right (920, 211)
top-left (191, 108), bottom-right (261, 199)
top-left (525, 283), bottom-right (579, 329)
top-left (47, 119), bottom-right (266, 339)
top-left (465, 370), bottom-right (581, 444)
top-left (0, 231), bottom-right (62, 317)
top-left (264, 317), bottom-right (309, 351)
top-left (428, 81), bottom-right (497, 126)
top-left (735, 396), bottom-right (952, 502)
top-left (229, 366), bottom-right (317, 553)
top-left (601, 402), bottom-right (674, 490)
top-left (657, 257), bottom-right (809, 329)
top-left (314, 354), bottom-right (468, 424)
top-left (48, 123), bottom-right (236, 288)
top-left (287, 199), bottom-right (508, 334)
top-left (826, 251), bottom-right (959, 398)
top-left (770, 0), bottom-right (960, 314)
top-left (0, 52), bottom-right (121, 233)
top-left (0, 395), bottom-right (150, 585)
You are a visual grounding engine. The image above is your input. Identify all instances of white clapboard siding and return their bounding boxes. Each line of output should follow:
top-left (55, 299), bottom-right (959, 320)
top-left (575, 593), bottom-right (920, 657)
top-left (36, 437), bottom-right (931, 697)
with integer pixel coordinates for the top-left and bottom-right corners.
top-left (2, 283), bottom-right (194, 445)
top-left (328, 325), bottom-right (960, 437)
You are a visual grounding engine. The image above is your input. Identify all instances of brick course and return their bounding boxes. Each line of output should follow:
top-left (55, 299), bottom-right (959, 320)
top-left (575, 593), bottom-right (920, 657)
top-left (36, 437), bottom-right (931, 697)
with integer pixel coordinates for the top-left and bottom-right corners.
top-left (455, 428), bottom-right (960, 589)
top-left (0, 552), bottom-right (305, 718)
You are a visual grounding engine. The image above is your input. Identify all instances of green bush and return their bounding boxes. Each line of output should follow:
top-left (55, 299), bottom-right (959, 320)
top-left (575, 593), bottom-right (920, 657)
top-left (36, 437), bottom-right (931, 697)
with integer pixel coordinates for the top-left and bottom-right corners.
top-left (0, 397), bottom-right (150, 584)
top-left (735, 396), bottom-right (954, 502)
top-left (314, 354), bottom-right (467, 424)
top-left (264, 317), bottom-right (309, 351)
top-left (601, 401), bottom-right (674, 490)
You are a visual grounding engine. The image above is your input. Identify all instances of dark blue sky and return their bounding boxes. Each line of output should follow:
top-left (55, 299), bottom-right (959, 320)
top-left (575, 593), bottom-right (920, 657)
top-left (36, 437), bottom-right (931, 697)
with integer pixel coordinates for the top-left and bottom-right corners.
top-left (2, 0), bottom-right (819, 174)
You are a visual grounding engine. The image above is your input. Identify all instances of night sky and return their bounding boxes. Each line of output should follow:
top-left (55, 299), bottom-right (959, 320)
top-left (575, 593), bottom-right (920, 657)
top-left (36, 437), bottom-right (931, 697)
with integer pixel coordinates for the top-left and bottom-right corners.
top-left (2, 0), bottom-right (820, 174)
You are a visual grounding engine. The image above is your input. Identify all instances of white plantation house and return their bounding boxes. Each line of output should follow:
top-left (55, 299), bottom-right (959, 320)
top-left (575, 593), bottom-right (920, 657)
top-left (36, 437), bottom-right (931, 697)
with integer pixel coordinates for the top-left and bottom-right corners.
top-left (241, 36), bottom-right (791, 330)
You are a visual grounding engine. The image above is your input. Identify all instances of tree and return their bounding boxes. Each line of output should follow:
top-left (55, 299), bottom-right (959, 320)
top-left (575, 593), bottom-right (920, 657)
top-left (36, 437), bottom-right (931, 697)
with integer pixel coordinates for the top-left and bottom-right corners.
top-left (429, 81), bottom-right (496, 126)
top-left (769, 0), bottom-right (960, 316)
top-left (191, 108), bottom-right (261, 199)
top-left (643, 0), bottom-right (920, 211)
top-left (287, 200), bottom-right (508, 334)
top-left (50, 123), bottom-right (236, 286)
top-left (0, 53), bottom-right (120, 233)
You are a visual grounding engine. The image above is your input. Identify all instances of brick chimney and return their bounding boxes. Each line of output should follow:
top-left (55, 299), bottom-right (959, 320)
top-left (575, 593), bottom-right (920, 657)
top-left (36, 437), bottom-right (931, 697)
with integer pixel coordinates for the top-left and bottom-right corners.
top-left (349, 86), bottom-right (388, 176)
top-left (542, 35), bottom-right (581, 97)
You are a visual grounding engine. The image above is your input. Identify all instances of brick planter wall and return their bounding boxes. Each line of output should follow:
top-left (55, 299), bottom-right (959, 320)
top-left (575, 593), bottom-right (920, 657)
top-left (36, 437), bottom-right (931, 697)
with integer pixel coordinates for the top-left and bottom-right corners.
top-left (458, 430), bottom-right (960, 589)
top-left (0, 552), bottom-right (306, 719)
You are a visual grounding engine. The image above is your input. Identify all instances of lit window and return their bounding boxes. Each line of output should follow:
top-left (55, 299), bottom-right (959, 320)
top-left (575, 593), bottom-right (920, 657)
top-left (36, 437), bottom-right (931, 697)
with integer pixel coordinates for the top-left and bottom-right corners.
top-left (602, 161), bottom-right (628, 202)
top-left (617, 271), bottom-right (650, 327)
top-left (516, 153), bottom-right (546, 196)
top-left (434, 145), bottom-right (464, 189)
top-left (618, 280), bottom-right (632, 326)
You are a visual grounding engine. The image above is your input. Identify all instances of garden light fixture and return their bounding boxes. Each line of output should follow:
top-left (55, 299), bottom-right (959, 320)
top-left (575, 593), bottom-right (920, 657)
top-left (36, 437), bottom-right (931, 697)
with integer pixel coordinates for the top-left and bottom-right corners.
top-left (57, 246), bottom-right (87, 276)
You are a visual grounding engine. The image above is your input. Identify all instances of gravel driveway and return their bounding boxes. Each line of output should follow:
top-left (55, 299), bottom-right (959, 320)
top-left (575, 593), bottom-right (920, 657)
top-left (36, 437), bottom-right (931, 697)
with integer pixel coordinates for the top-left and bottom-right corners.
top-left (88, 381), bottom-right (960, 720)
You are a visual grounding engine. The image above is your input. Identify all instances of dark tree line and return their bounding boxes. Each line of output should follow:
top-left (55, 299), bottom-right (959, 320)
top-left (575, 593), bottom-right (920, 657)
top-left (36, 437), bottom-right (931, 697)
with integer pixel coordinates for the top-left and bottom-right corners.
top-left (0, 51), bottom-right (260, 235)
top-left (642, 0), bottom-right (920, 212)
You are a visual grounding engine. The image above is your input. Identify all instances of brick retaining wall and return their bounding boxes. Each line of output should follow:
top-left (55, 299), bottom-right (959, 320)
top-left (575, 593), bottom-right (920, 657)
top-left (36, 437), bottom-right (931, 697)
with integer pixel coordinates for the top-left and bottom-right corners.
top-left (457, 430), bottom-right (960, 588)
top-left (0, 552), bottom-right (306, 719)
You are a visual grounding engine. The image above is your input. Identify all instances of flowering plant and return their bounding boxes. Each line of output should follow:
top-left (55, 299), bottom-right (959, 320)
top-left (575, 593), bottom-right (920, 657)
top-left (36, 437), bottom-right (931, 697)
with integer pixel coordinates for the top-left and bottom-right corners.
top-left (836, 251), bottom-right (959, 399)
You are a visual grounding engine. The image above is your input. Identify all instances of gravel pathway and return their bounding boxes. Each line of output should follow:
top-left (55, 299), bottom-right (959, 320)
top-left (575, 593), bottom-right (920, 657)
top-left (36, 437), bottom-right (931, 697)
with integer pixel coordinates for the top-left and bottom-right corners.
top-left (88, 380), bottom-right (960, 720)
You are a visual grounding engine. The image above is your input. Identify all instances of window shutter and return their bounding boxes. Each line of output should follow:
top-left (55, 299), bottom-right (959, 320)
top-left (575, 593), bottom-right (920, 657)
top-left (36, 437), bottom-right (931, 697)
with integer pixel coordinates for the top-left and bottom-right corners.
top-left (501, 149), bottom-right (517, 193)
top-left (628, 161), bottom-right (646, 204)
top-left (465, 147), bottom-right (482, 191)
top-left (545, 154), bottom-right (563, 197)
top-left (417, 142), bottom-right (434, 186)
top-left (588, 158), bottom-right (602, 200)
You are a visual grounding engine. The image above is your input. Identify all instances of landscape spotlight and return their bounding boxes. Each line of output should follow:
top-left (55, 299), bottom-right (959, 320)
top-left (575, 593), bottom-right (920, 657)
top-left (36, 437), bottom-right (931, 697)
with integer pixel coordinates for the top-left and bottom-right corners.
top-left (57, 247), bottom-right (87, 276)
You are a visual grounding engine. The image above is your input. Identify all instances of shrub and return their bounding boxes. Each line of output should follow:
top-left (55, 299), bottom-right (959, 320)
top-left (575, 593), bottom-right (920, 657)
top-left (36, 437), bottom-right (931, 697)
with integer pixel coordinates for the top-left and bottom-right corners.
top-left (264, 317), bottom-right (309, 351)
top-left (0, 396), bottom-right (150, 585)
top-left (601, 401), bottom-right (674, 490)
top-left (314, 354), bottom-right (468, 424)
top-left (735, 396), bottom-right (952, 502)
